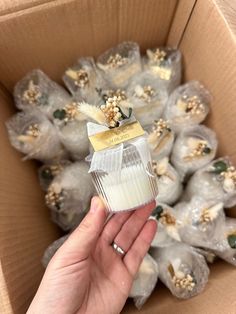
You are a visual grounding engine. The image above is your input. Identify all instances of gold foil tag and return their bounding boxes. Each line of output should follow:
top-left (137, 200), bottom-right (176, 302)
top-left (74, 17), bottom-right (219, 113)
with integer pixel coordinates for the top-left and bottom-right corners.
top-left (89, 121), bottom-right (145, 151)
top-left (151, 66), bottom-right (172, 80)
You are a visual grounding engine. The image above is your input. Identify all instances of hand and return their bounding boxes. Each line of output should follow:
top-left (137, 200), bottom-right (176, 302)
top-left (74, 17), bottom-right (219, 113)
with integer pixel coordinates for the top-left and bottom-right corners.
top-left (28, 197), bottom-right (157, 314)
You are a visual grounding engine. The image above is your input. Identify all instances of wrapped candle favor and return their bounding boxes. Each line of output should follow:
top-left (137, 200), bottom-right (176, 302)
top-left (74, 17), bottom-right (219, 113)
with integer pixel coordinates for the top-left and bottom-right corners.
top-left (78, 100), bottom-right (158, 213)
top-left (126, 72), bottom-right (168, 126)
top-left (42, 234), bottom-right (69, 267)
top-left (151, 243), bottom-right (210, 299)
top-left (6, 110), bottom-right (66, 162)
top-left (63, 57), bottom-right (104, 104)
top-left (163, 81), bottom-right (211, 133)
top-left (152, 157), bottom-right (182, 205)
top-left (52, 100), bottom-right (90, 160)
top-left (129, 254), bottom-right (159, 309)
top-left (14, 69), bottom-right (71, 119)
top-left (174, 197), bottom-right (225, 250)
top-left (171, 125), bottom-right (217, 181)
top-left (38, 160), bottom-right (71, 191)
top-left (144, 47), bottom-right (182, 94)
top-left (97, 41), bottom-right (142, 88)
top-left (150, 204), bottom-right (181, 242)
top-left (147, 119), bottom-right (175, 160)
top-left (213, 218), bottom-right (236, 266)
top-left (184, 158), bottom-right (236, 208)
top-left (45, 161), bottom-right (94, 230)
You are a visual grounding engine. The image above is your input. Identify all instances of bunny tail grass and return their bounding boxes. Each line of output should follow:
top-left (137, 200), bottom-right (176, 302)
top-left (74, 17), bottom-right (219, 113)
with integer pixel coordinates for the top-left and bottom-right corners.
top-left (79, 102), bottom-right (107, 125)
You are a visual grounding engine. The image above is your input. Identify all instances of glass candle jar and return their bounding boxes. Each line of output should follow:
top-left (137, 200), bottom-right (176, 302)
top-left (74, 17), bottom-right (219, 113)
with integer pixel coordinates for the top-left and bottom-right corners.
top-left (90, 141), bottom-right (158, 212)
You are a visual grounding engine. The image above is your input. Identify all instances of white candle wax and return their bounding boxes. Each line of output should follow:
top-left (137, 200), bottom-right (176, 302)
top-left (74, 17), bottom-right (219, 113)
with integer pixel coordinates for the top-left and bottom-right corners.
top-left (94, 163), bottom-right (157, 212)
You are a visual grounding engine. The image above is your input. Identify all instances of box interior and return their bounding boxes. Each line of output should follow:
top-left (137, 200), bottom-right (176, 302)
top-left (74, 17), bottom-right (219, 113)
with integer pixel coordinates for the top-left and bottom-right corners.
top-left (0, 0), bottom-right (236, 313)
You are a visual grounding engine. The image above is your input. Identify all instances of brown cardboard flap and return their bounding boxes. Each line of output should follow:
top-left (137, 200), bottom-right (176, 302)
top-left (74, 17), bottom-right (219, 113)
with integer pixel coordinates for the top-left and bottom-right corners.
top-left (0, 0), bottom-right (53, 16)
top-left (167, 0), bottom-right (197, 47)
top-left (0, 89), bottom-right (60, 313)
top-left (0, 0), bottom-right (177, 91)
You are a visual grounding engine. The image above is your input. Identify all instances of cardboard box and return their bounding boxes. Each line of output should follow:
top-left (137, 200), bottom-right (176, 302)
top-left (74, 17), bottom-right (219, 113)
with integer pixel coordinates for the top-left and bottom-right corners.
top-left (0, 0), bottom-right (236, 313)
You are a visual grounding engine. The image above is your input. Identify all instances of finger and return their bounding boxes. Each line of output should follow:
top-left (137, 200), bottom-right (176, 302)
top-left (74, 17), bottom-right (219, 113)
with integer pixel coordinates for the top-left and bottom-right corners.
top-left (123, 219), bottom-right (157, 277)
top-left (113, 200), bottom-right (156, 254)
top-left (55, 196), bottom-right (107, 264)
top-left (101, 211), bottom-right (133, 244)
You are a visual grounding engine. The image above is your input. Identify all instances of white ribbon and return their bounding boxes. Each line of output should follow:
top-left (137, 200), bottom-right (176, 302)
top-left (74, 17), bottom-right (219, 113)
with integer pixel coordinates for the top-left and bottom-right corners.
top-left (87, 121), bottom-right (151, 174)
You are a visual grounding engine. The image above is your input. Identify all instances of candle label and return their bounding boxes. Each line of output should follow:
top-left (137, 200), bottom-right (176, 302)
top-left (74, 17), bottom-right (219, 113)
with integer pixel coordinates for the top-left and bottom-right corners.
top-left (89, 121), bottom-right (145, 151)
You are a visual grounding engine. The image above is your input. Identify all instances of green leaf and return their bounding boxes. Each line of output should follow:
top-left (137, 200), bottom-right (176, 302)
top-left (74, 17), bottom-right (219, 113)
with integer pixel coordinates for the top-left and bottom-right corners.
top-left (227, 234), bottom-right (236, 249)
top-left (53, 109), bottom-right (66, 120)
top-left (212, 161), bottom-right (228, 174)
top-left (41, 168), bottom-right (54, 180)
top-left (152, 205), bottom-right (164, 220)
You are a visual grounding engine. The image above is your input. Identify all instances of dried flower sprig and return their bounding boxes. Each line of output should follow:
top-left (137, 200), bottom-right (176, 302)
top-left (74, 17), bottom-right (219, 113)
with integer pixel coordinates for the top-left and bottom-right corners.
top-left (148, 119), bottom-right (173, 156)
top-left (65, 69), bottom-right (89, 88)
top-left (106, 53), bottom-right (128, 69)
top-left (152, 158), bottom-right (174, 181)
top-left (22, 80), bottom-right (42, 105)
top-left (184, 139), bottom-right (211, 161)
top-left (53, 102), bottom-right (86, 123)
top-left (220, 166), bottom-right (236, 193)
top-left (134, 85), bottom-right (155, 103)
top-left (101, 89), bottom-right (127, 103)
top-left (45, 186), bottom-right (64, 210)
top-left (79, 97), bottom-right (132, 128)
top-left (168, 264), bottom-right (196, 291)
top-left (100, 99), bottom-right (123, 128)
top-left (177, 95), bottom-right (205, 115)
top-left (17, 123), bottom-right (40, 143)
top-left (199, 203), bottom-right (222, 224)
top-left (152, 119), bottom-right (171, 137)
top-left (147, 48), bottom-right (167, 65)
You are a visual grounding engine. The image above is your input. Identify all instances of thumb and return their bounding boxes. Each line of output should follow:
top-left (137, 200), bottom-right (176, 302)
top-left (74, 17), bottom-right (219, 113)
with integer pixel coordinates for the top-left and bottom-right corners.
top-left (55, 196), bottom-right (107, 264)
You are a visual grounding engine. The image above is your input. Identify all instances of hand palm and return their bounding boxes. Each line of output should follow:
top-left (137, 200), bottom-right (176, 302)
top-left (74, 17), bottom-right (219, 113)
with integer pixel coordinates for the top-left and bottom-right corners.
top-left (28, 198), bottom-right (156, 314)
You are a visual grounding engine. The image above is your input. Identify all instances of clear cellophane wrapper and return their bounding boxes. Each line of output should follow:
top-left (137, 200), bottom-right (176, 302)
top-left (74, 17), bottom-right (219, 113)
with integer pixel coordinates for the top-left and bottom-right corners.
top-left (163, 81), bottom-right (211, 133)
top-left (129, 254), bottom-right (159, 309)
top-left (153, 157), bottom-right (183, 205)
top-left (6, 109), bottom-right (66, 162)
top-left (151, 243), bottom-right (210, 299)
top-left (38, 160), bottom-right (71, 191)
top-left (55, 119), bottom-right (90, 160)
top-left (174, 197), bottom-right (226, 250)
top-left (194, 248), bottom-right (216, 264)
top-left (126, 72), bottom-right (168, 127)
top-left (14, 69), bottom-right (71, 119)
top-left (147, 119), bottom-right (175, 161)
top-left (151, 220), bottom-right (177, 248)
top-left (45, 161), bottom-right (95, 231)
top-left (42, 234), bottom-right (69, 267)
top-left (96, 41), bottom-right (142, 88)
top-left (63, 57), bottom-right (105, 105)
top-left (151, 203), bottom-right (181, 242)
top-left (88, 122), bottom-right (158, 213)
top-left (143, 47), bottom-right (182, 94)
top-left (213, 218), bottom-right (236, 266)
top-left (171, 125), bottom-right (218, 181)
top-left (183, 157), bottom-right (236, 208)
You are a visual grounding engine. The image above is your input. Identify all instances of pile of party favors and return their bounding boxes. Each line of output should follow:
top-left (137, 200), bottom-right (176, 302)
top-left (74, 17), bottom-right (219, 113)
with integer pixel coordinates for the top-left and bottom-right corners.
top-left (6, 42), bottom-right (236, 309)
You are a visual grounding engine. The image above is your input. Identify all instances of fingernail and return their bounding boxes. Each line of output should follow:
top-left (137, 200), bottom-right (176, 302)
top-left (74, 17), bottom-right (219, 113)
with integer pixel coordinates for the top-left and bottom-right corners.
top-left (90, 197), bottom-right (100, 213)
top-left (148, 216), bottom-right (157, 221)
